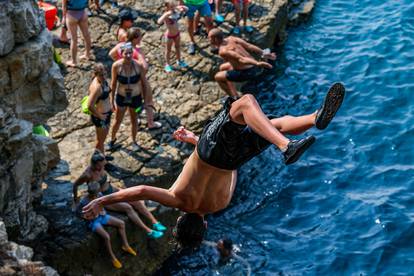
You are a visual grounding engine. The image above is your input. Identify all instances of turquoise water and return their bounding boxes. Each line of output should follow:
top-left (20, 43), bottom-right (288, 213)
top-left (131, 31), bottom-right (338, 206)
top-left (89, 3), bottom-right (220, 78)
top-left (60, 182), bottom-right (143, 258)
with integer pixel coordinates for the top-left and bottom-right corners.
top-left (160, 0), bottom-right (414, 274)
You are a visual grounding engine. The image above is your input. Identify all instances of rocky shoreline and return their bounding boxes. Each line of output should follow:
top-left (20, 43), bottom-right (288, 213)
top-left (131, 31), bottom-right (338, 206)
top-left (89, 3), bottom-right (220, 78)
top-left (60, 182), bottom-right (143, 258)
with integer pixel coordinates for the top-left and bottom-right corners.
top-left (0, 0), bottom-right (314, 275)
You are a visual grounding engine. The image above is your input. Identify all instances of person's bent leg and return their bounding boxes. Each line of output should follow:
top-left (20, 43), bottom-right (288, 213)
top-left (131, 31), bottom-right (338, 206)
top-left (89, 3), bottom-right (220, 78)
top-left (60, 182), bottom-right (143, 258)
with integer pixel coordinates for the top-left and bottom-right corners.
top-left (94, 225), bottom-right (121, 268)
top-left (270, 113), bottom-right (316, 136)
top-left (129, 201), bottom-right (158, 224)
top-left (229, 94), bottom-right (290, 150)
top-left (78, 13), bottom-right (92, 59)
top-left (219, 62), bottom-right (233, 72)
top-left (106, 202), bottom-right (152, 233)
top-left (215, 71), bottom-right (238, 97)
top-left (106, 216), bottom-right (133, 251)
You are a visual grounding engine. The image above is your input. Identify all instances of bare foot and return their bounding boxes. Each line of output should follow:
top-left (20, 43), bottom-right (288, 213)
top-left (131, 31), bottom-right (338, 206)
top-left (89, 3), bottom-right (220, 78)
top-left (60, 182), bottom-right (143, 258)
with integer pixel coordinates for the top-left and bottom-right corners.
top-left (80, 54), bottom-right (92, 60)
top-left (65, 60), bottom-right (76, 67)
top-left (173, 126), bottom-right (198, 145)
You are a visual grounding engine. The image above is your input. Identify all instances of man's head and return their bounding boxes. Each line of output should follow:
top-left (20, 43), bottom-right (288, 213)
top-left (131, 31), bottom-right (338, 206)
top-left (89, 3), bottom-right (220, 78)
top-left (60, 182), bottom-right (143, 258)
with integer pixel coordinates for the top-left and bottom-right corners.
top-left (208, 28), bottom-right (225, 47)
top-left (173, 213), bottom-right (207, 250)
top-left (90, 150), bottom-right (106, 172)
top-left (217, 238), bottom-right (233, 258)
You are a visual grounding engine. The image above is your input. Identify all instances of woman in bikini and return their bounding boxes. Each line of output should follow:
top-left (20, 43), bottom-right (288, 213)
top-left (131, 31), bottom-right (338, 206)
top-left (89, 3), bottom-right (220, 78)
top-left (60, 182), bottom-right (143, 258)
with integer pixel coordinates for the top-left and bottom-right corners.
top-left (74, 151), bottom-right (167, 239)
top-left (109, 28), bottom-right (162, 130)
top-left (87, 63), bottom-right (113, 156)
top-left (157, 0), bottom-right (189, 72)
top-left (62, 0), bottom-right (94, 67)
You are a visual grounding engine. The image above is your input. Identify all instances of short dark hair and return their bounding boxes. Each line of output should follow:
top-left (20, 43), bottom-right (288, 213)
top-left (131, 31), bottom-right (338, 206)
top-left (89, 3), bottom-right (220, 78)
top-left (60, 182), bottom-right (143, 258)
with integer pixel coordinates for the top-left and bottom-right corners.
top-left (90, 150), bottom-right (105, 166)
top-left (174, 213), bottom-right (206, 249)
top-left (221, 238), bottom-right (233, 251)
top-left (209, 28), bottom-right (224, 42)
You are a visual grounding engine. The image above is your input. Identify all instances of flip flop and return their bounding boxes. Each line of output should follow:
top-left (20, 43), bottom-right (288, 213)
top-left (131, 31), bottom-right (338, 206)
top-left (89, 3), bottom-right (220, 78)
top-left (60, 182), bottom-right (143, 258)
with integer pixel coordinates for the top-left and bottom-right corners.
top-left (315, 83), bottom-right (345, 130)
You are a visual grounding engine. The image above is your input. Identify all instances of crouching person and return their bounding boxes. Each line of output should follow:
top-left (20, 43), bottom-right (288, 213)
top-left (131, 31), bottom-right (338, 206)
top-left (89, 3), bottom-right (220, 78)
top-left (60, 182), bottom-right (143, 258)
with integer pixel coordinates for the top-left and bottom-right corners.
top-left (77, 182), bottom-right (137, 269)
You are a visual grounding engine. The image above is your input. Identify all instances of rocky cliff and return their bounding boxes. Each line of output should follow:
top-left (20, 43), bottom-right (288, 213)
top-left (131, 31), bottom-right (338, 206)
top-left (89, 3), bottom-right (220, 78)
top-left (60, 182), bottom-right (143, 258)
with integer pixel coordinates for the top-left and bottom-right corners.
top-left (0, 0), bottom-right (67, 274)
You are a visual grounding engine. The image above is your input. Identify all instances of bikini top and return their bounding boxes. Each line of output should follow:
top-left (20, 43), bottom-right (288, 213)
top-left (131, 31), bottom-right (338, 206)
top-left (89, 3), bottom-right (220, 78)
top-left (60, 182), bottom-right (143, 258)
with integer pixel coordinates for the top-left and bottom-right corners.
top-left (117, 63), bottom-right (140, 85)
top-left (88, 173), bottom-right (107, 187)
top-left (166, 12), bottom-right (180, 25)
top-left (97, 80), bottom-right (110, 102)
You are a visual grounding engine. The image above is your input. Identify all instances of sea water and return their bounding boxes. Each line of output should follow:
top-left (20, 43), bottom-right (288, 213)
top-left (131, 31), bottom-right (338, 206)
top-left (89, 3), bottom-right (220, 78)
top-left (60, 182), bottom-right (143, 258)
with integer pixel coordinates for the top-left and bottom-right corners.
top-left (160, 0), bottom-right (414, 274)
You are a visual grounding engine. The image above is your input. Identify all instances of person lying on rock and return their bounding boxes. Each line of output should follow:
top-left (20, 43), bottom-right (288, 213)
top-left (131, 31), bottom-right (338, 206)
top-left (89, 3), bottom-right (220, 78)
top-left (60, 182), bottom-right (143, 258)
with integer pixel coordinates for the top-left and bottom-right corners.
top-left (209, 28), bottom-right (276, 97)
top-left (76, 181), bottom-right (136, 269)
top-left (83, 85), bottom-right (345, 250)
top-left (74, 151), bottom-right (167, 239)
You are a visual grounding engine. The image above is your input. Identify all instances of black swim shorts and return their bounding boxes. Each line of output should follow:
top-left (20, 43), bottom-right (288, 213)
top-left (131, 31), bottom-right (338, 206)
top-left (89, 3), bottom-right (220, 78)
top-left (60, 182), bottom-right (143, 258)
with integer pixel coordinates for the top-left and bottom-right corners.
top-left (225, 66), bottom-right (262, 82)
top-left (196, 97), bottom-right (273, 170)
top-left (116, 93), bottom-right (143, 109)
top-left (91, 111), bottom-right (112, 129)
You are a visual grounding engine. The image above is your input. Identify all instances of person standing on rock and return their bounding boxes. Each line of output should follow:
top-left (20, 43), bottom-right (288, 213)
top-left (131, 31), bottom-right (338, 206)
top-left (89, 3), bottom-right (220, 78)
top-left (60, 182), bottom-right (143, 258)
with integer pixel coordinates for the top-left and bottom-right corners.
top-left (109, 28), bottom-right (162, 131)
top-left (76, 181), bottom-right (137, 269)
top-left (83, 84), bottom-right (346, 250)
top-left (209, 28), bottom-right (276, 97)
top-left (232, 0), bottom-right (253, 34)
top-left (157, 0), bottom-right (189, 72)
top-left (62, 0), bottom-right (96, 67)
top-left (74, 151), bottom-right (167, 239)
top-left (87, 63), bottom-right (113, 156)
top-left (116, 9), bottom-right (137, 42)
top-left (180, 0), bottom-right (214, 55)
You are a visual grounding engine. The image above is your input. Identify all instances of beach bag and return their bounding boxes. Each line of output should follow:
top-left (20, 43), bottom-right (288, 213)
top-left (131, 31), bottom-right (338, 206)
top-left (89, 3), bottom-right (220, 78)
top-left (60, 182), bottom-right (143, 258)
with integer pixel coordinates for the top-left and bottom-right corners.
top-left (67, 0), bottom-right (88, 10)
top-left (81, 96), bottom-right (91, 115)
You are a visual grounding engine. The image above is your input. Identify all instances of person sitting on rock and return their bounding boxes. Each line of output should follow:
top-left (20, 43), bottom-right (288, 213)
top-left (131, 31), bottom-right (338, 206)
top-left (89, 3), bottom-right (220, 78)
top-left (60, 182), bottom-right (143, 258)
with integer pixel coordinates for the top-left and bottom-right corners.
top-left (209, 28), bottom-right (276, 97)
top-left (76, 181), bottom-right (136, 269)
top-left (87, 63), bottom-right (113, 157)
top-left (116, 8), bottom-right (137, 42)
top-left (74, 151), bottom-right (167, 239)
top-left (157, 0), bottom-right (189, 73)
top-left (109, 28), bottom-right (162, 131)
top-left (83, 84), bottom-right (345, 250)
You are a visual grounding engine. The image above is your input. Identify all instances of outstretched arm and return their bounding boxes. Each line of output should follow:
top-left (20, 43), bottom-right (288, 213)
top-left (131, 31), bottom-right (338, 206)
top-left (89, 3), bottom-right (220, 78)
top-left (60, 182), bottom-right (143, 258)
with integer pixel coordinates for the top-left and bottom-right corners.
top-left (221, 49), bottom-right (273, 69)
top-left (235, 37), bottom-right (277, 60)
top-left (83, 185), bottom-right (183, 219)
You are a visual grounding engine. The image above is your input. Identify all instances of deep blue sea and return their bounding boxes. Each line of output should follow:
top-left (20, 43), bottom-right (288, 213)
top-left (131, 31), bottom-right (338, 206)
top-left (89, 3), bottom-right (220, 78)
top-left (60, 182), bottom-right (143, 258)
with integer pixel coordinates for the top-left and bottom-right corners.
top-left (160, 0), bottom-right (414, 274)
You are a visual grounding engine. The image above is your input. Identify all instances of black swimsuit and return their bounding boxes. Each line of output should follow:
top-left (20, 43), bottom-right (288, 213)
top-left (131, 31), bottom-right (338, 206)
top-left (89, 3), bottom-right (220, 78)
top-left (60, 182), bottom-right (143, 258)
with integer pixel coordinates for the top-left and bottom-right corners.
top-left (197, 97), bottom-right (275, 170)
top-left (116, 63), bottom-right (143, 109)
top-left (91, 80), bottom-right (112, 128)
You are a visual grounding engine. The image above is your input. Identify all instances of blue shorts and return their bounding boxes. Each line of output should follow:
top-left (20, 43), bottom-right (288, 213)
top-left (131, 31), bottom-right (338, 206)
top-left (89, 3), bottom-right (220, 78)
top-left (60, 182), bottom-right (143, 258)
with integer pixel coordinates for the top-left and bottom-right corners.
top-left (186, 1), bottom-right (212, 19)
top-left (89, 214), bottom-right (110, 232)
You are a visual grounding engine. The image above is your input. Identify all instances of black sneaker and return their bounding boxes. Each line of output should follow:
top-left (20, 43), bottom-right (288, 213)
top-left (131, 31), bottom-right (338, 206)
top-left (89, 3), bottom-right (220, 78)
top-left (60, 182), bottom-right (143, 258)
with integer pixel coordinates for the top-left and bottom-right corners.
top-left (188, 43), bottom-right (196, 55)
top-left (105, 140), bottom-right (120, 152)
top-left (315, 83), bottom-right (345, 130)
top-left (283, 136), bottom-right (316, 165)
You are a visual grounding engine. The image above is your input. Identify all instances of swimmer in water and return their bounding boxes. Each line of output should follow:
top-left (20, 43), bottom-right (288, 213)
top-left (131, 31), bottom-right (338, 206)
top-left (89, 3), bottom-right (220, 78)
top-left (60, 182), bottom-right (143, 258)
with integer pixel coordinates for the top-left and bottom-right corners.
top-left (83, 83), bottom-right (345, 250)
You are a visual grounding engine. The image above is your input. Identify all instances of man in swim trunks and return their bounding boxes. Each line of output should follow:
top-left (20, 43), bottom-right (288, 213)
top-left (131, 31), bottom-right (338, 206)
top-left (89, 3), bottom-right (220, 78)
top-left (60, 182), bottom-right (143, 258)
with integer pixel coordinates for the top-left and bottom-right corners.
top-left (209, 28), bottom-right (276, 97)
top-left (83, 83), bottom-right (345, 250)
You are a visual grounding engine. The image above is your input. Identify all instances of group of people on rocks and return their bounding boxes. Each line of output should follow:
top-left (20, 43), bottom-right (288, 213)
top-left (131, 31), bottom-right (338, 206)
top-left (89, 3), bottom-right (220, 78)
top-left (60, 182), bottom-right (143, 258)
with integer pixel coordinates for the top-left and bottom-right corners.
top-left (51, 0), bottom-right (346, 270)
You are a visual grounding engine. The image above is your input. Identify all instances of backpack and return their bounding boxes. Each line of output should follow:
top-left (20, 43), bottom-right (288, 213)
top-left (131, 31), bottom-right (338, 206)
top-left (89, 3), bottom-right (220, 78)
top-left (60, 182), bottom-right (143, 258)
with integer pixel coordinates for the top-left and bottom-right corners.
top-left (67, 0), bottom-right (88, 10)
